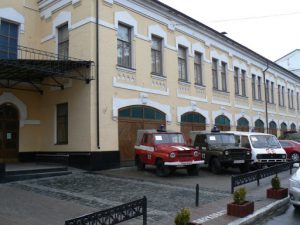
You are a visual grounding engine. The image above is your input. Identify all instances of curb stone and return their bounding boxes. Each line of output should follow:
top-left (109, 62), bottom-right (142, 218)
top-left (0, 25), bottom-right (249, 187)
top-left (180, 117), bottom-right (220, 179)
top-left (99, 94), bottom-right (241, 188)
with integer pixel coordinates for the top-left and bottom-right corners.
top-left (227, 197), bottom-right (290, 225)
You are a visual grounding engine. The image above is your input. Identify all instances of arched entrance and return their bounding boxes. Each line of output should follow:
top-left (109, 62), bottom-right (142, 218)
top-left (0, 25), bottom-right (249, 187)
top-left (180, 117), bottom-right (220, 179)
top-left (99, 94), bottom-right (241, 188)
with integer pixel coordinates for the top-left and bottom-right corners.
top-left (254, 119), bottom-right (264, 133)
top-left (236, 117), bottom-right (249, 131)
top-left (118, 105), bottom-right (166, 163)
top-left (0, 103), bottom-right (19, 161)
top-left (215, 115), bottom-right (230, 131)
top-left (291, 123), bottom-right (296, 132)
top-left (269, 121), bottom-right (277, 136)
top-left (280, 122), bottom-right (287, 136)
top-left (180, 112), bottom-right (206, 140)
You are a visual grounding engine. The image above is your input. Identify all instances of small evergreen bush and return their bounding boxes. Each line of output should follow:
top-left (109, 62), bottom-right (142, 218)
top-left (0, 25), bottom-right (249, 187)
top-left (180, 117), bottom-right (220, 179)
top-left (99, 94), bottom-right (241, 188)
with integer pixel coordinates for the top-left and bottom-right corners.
top-left (271, 175), bottom-right (280, 190)
top-left (233, 187), bottom-right (246, 204)
top-left (174, 208), bottom-right (190, 225)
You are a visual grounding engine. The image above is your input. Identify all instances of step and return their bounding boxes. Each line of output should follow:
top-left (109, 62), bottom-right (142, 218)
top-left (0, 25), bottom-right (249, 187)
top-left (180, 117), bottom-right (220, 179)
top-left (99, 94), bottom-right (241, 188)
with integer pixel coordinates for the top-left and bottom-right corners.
top-left (1, 171), bottom-right (72, 183)
top-left (5, 166), bottom-right (69, 176)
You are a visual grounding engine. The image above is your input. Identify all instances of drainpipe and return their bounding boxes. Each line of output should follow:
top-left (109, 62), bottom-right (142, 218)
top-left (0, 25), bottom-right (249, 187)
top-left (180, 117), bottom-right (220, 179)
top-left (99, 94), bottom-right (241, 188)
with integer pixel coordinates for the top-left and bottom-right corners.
top-left (96, 0), bottom-right (100, 149)
top-left (263, 62), bottom-right (269, 134)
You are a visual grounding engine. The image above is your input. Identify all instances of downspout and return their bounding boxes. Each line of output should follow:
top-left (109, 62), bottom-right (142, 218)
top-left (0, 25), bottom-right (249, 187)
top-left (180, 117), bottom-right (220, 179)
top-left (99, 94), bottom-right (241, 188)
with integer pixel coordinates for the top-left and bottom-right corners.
top-left (263, 62), bottom-right (269, 134)
top-left (96, 0), bottom-right (100, 149)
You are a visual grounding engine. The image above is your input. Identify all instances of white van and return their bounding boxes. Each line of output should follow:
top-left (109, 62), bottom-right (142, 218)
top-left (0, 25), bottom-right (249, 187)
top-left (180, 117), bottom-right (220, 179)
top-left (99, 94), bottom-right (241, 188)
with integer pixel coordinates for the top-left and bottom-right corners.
top-left (225, 131), bottom-right (287, 166)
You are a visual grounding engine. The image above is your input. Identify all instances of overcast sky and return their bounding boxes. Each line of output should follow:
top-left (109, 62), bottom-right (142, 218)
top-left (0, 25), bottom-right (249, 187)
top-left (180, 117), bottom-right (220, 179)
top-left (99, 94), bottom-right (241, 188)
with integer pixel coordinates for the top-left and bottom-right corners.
top-left (159, 0), bottom-right (300, 61)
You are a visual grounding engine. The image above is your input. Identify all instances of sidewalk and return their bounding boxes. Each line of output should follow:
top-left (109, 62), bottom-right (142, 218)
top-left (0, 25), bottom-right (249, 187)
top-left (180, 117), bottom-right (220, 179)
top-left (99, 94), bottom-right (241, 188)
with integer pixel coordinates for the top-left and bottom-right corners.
top-left (161, 168), bottom-right (295, 225)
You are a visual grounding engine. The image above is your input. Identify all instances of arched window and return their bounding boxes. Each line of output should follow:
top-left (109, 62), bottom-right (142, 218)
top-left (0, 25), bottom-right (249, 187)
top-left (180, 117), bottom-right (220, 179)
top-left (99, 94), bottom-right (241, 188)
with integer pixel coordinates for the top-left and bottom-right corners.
top-left (269, 121), bottom-right (277, 136)
top-left (254, 119), bottom-right (264, 133)
top-left (291, 123), bottom-right (296, 131)
top-left (215, 115), bottom-right (230, 131)
top-left (181, 112), bottom-right (206, 139)
top-left (236, 117), bottom-right (249, 131)
top-left (280, 122), bottom-right (287, 136)
top-left (119, 105), bottom-right (165, 121)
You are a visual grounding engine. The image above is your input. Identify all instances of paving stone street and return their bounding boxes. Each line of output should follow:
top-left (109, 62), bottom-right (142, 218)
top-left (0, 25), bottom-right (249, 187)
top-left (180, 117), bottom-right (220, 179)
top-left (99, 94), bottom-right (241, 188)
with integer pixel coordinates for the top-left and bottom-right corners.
top-left (0, 166), bottom-right (295, 225)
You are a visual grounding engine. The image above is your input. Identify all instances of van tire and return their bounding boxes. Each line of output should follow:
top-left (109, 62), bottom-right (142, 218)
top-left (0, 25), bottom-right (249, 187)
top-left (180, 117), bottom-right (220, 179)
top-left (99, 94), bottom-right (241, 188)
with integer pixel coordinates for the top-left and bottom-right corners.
top-left (136, 156), bottom-right (145, 171)
top-left (156, 159), bottom-right (171, 177)
top-left (211, 158), bottom-right (222, 174)
top-left (291, 152), bottom-right (300, 162)
top-left (239, 163), bottom-right (250, 173)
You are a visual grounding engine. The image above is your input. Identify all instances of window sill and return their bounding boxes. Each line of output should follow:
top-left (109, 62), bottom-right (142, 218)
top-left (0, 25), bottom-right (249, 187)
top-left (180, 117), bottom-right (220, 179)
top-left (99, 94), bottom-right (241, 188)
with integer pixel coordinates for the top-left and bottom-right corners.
top-left (253, 98), bottom-right (263, 103)
top-left (178, 80), bottom-right (191, 85)
top-left (55, 143), bottom-right (68, 145)
top-left (194, 83), bottom-right (205, 88)
top-left (151, 73), bottom-right (166, 80)
top-left (116, 65), bottom-right (136, 73)
top-left (213, 88), bottom-right (229, 94)
top-left (235, 94), bottom-right (248, 99)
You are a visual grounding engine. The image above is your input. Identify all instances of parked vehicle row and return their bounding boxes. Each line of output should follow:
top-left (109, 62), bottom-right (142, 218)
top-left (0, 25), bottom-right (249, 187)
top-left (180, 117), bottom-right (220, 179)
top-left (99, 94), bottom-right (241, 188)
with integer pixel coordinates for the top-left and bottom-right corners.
top-left (134, 126), bottom-right (291, 177)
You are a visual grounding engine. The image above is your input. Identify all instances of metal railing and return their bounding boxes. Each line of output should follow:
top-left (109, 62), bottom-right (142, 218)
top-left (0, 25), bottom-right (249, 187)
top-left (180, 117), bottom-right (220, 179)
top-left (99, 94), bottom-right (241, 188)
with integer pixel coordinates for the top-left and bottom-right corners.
top-left (231, 161), bottom-right (297, 193)
top-left (65, 196), bottom-right (147, 225)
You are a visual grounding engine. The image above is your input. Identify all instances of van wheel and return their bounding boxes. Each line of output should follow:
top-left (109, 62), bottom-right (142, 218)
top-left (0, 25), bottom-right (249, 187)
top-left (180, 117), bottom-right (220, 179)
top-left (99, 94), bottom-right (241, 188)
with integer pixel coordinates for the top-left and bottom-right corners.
top-left (187, 165), bottom-right (199, 176)
top-left (239, 163), bottom-right (250, 173)
top-left (293, 204), bottom-right (300, 209)
top-left (156, 159), bottom-right (171, 177)
top-left (136, 156), bottom-right (145, 171)
top-left (211, 158), bottom-right (222, 174)
top-left (291, 153), bottom-right (300, 162)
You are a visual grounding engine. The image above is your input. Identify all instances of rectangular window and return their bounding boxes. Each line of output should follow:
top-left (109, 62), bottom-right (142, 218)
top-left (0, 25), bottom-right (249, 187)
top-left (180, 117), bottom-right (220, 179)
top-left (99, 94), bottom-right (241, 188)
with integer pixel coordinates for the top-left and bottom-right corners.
top-left (297, 92), bottom-right (299, 110)
top-left (241, 70), bottom-right (246, 96)
top-left (234, 67), bottom-right (239, 95)
top-left (117, 24), bottom-right (131, 68)
top-left (278, 85), bottom-right (281, 106)
top-left (252, 74), bottom-right (256, 99)
top-left (57, 24), bottom-right (69, 59)
top-left (291, 90), bottom-right (294, 109)
top-left (56, 103), bottom-right (68, 144)
top-left (266, 80), bottom-right (270, 103)
top-left (288, 89), bottom-right (291, 108)
top-left (194, 52), bottom-right (203, 85)
top-left (221, 62), bottom-right (227, 91)
top-left (151, 36), bottom-right (162, 75)
top-left (212, 58), bottom-right (218, 89)
top-left (271, 82), bottom-right (274, 103)
top-left (282, 86), bottom-right (285, 106)
top-left (257, 76), bottom-right (262, 100)
top-left (178, 45), bottom-right (188, 81)
top-left (0, 20), bottom-right (18, 59)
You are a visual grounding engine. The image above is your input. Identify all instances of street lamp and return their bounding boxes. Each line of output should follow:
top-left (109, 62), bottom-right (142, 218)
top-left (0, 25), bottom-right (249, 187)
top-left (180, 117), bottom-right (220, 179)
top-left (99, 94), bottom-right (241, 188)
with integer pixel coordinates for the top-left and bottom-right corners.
top-left (263, 62), bottom-right (269, 134)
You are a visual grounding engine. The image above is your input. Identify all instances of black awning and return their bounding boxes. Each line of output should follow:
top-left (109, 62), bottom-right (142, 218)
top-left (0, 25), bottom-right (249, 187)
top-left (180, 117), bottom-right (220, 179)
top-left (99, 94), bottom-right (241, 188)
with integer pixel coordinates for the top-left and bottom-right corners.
top-left (0, 45), bottom-right (94, 94)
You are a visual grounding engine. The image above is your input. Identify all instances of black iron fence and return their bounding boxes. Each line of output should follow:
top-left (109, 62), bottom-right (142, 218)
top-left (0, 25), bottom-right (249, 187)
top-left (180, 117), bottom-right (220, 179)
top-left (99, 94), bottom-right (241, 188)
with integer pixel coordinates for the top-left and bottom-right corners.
top-left (65, 196), bottom-right (147, 225)
top-left (231, 161), bottom-right (298, 193)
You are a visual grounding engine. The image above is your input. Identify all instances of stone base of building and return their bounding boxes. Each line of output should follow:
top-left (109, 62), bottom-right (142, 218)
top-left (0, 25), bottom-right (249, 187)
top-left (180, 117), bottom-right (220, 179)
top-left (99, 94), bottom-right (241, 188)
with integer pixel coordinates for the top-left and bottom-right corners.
top-left (19, 151), bottom-right (120, 171)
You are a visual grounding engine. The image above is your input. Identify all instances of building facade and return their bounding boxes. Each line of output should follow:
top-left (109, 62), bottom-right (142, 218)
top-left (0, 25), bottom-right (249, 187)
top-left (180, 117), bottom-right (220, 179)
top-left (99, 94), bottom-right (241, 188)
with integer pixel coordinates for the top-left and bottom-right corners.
top-left (0, 0), bottom-right (300, 169)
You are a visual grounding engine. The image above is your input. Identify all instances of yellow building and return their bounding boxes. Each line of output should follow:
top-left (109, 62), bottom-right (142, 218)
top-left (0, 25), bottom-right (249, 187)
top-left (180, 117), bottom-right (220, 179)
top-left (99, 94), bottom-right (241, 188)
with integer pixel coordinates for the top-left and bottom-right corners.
top-left (0, 0), bottom-right (299, 169)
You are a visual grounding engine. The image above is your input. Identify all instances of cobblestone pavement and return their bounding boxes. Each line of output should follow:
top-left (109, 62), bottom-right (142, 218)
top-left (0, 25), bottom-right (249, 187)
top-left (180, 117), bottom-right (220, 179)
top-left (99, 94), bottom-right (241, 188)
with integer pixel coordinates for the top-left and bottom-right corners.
top-left (2, 169), bottom-right (231, 225)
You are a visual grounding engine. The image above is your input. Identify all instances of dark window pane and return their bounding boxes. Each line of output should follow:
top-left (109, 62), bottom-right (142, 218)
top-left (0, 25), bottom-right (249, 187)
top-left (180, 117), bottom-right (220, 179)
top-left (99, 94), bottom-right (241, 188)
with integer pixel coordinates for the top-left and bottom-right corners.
top-left (144, 107), bottom-right (155, 119)
top-left (9, 23), bottom-right (18, 38)
top-left (155, 111), bottom-right (165, 121)
top-left (119, 108), bottom-right (130, 118)
top-left (56, 103), bottom-right (68, 144)
top-left (132, 107), bottom-right (143, 118)
top-left (0, 21), bottom-right (9, 35)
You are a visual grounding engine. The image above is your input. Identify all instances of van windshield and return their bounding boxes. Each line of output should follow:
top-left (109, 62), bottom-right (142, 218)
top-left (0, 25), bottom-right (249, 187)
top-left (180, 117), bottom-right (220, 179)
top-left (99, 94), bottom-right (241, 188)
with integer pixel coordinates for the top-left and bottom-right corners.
top-left (250, 135), bottom-right (281, 148)
top-left (207, 134), bottom-right (236, 146)
top-left (154, 133), bottom-right (185, 144)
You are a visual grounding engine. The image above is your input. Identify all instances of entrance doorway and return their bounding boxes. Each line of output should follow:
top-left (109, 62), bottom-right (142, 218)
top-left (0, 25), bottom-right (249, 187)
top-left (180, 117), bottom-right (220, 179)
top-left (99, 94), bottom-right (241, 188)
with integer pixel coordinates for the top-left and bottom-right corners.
top-left (0, 103), bottom-right (19, 161)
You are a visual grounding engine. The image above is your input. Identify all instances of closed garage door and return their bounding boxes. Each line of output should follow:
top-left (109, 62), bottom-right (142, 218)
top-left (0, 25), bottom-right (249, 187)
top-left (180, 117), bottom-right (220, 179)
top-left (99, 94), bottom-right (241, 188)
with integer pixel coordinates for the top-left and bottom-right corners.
top-left (118, 106), bottom-right (166, 163)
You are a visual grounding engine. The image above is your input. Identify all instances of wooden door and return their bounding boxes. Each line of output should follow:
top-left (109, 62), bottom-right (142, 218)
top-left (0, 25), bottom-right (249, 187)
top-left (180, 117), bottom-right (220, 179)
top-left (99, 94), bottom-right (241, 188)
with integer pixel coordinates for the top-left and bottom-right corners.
top-left (0, 104), bottom-right (19, 161)
top-left (118, 106), bottom-right (166, 163)
top-left (181, 123), bottom-right (205, 141)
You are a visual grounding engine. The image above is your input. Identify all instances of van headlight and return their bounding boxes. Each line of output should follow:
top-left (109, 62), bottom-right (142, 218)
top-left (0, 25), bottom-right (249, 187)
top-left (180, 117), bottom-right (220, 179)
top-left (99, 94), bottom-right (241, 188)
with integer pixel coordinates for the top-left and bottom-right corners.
top-left (246, 151), bottom-right (251, 155)
top-left (194, 151), bottom-right (199, 157)
top-left (170, 152), bottom-right (176, 158)
top-left (282, 154), bottom-right (286, 159)
top-left (224, 150), bottom-right (229, 156)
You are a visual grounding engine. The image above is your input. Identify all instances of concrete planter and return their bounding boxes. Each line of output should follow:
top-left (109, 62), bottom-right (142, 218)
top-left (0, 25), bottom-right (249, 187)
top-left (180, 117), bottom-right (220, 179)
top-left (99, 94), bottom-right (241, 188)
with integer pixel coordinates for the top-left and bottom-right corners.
top-left (227, 201), bottom-right (254, 217)
top-left (267, 188), bottom-right (288, 199)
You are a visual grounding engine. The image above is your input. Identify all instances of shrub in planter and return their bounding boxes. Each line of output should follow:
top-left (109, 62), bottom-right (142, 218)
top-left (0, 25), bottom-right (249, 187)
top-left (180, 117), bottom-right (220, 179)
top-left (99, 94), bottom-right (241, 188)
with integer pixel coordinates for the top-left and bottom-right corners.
top-left (175, 208), bottom-right (190, 225)
top-left (267, 175), bottom-right (288, 199)
top-left (227, 187), bottom-right (254, 217)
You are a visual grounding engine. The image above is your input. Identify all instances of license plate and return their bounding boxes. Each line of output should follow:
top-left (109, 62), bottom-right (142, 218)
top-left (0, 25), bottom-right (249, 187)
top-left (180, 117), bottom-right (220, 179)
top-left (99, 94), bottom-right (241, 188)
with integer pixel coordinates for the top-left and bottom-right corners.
top-left (181, 162), bottom-right (192, 165)
top-left (234, 160), bottom-right (245, 164)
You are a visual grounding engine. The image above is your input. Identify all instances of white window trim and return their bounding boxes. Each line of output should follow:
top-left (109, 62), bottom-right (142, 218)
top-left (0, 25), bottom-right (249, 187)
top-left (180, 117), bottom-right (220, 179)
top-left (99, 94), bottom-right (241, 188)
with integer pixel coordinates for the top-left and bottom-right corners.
top-left (177, 104), bottom-right (210, 124)
top-left (0, 8), bottom-right (25, 33)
